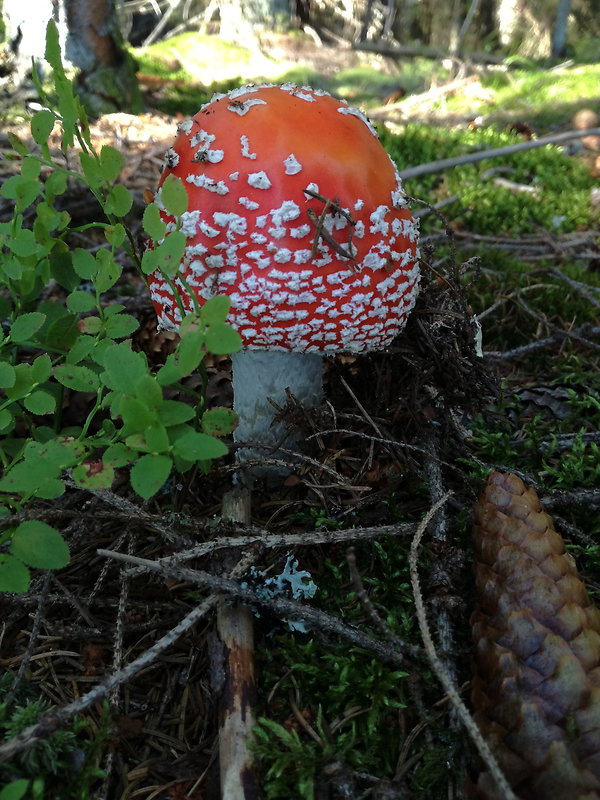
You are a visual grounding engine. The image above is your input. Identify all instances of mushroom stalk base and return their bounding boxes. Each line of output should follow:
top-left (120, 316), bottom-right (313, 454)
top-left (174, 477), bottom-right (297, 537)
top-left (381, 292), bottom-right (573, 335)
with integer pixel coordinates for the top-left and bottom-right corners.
top-left (232, 350), bottom-right (324, 485)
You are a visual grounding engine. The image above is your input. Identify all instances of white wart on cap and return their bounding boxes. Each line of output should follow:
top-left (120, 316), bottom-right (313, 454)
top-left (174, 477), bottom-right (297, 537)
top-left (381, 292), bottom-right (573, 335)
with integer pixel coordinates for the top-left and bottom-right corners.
top-left (148, 83), bottom-right (420, 354)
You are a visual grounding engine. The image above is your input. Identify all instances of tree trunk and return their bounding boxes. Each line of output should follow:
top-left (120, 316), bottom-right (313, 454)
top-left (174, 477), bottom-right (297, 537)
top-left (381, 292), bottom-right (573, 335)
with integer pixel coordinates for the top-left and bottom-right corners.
top-left (552, 0), bottom-right (572, 57)
top-left (1, 0), bottom-right (67, 83)
top-left (0, 0), bottom-right (142, 115)
top-left (219, 0), bottom-right (290, 48)
top-left (65, 0), bottom-right (143, 117)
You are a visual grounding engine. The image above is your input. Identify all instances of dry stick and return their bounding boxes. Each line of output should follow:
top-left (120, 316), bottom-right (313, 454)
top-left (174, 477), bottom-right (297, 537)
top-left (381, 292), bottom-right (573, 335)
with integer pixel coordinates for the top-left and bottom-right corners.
top-left (4, 572), bottom-right (51, 707)
top-left (485, 324), bottom-right (600, 360)
top-left (396, 127), bottom-right (600, 180)
top-left (125, 520), bottom-right (418, 578)
top-left (408, 493), bottom-right (518, 800)
top-left (423, 433), bottom-right (461, 734)
top-left (217, 487), bottom-right (260, 800)
top-left (97, 550), bottom-right (422, 662)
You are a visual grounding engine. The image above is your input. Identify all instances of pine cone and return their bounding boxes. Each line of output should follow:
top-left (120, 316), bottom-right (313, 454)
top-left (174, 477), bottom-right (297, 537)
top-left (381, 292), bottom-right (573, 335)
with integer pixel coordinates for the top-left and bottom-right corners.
top-left (471, 471), bottom-right (600, 799)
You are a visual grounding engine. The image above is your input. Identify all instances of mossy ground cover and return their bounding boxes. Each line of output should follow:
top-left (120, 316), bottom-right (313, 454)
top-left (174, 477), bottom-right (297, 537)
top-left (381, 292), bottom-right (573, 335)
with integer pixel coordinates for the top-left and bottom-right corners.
top-left (0, 33), bottom-right (599, 799)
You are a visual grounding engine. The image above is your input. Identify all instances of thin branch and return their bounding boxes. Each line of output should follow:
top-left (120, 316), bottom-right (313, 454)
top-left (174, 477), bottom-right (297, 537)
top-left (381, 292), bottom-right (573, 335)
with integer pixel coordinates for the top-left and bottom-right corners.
top-left (98, 549), bottom-right (422, 662)
top-left (4, 573), bottom-right (51, 706)
top-left (124, 522), bottom-right (418, 578)
top-left (484, 325), bottom-right (600, 360)
top-left (396, 128), bottom-right (600, 180)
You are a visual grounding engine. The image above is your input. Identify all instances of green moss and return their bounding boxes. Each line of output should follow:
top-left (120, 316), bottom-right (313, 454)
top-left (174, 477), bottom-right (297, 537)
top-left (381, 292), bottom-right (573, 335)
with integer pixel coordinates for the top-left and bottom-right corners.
top-left (437, 63), bottom-right (600, 128)
top-left (381, 124), bottom-right (597, 235)
top-left (254, 535), bottom-right (463, 797)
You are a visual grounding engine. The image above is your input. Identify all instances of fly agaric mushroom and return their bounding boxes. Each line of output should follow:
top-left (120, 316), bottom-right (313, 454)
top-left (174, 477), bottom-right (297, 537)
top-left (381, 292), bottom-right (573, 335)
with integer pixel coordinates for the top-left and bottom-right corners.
top-left (147, 84), bottom-right (420, 481)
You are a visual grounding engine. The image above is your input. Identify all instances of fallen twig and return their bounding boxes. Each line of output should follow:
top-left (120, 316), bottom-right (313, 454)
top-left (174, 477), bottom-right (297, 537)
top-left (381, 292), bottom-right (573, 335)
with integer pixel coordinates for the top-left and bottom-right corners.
top-left (97, 549), bottom-right (422, 662)
top-left (123, 521), bottom-right (418, 578)
top-left (395, 128), bottom-right (600, 180)
top-left (484, 324), bottom-right (600, 360)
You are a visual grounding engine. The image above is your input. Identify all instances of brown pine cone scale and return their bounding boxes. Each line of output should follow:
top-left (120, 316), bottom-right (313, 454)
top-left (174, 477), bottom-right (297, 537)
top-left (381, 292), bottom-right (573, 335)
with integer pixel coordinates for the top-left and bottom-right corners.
top-left (471, 471), bottom-right (600, 799)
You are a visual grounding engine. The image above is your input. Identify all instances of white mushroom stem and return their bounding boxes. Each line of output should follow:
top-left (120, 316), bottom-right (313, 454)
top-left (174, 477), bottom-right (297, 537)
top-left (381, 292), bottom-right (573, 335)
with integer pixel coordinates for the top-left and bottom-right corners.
top-left (231, 350), bottom-right (324, 484)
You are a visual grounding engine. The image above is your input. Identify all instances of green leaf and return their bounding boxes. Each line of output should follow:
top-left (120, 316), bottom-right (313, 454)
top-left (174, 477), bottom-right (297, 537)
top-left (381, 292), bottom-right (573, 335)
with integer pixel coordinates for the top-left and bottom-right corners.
top-left (72, 460), bottom-right (115, 489)
top-left (46, 313), bottom-right (80, 349)
top-left (44, 18), bottom-right (63, 71)
top-left (10, 312), bottom-right (46, 344)
top-left (22, 156), bottom-right (41, 180)
top-left (143, 231), bottom-right (186, 276)
top-left (172, 431), bottom-right (228, 462)
top-left (1, 256), bottom-right (22, 280)
top-left (141, 247), bottom-right (159, 275)
top-left (130, 454), bottom-right (172, 499)
top-left (0, 362), bottom-right (16, 389)
top-left (26, 438), bottom-right (85, 469)
top-left (50, 249), bottom-right (79, 291)
top-left (54, 364), bottom-right (100, 392)
top-left (143, 203), bottom-right (167, 241)
top-left (101, 343), bottom-right (148, 394)
top-left (1, 175), bottom-right (41, 211)
top-left (144, 421), bottom-right (170, 453)
top-left (202, 407), bottom-right (238, 437)
top-left (120, 394), bottom-right (155, 433)
top-left (105, 223), bottom-right (126, 247)
top-left (176, 329), bottom-right (205, 374)
top-left (46, 170), bottom-right (68, 197)
top-left (200, 295), bottom-right (231, 325)
top-left (8, 227), bottom-right (38, 257)
top-left (7, 132), bottom-right (28, 156)
top-left (134, 374), bottom-right (163, 409)
top-left (0, 409), bottom-right (14, 433)
top-left (79, 151), bottom-right (103, 188)
top-left (100, 144), bottom-right (125, 182)
top-left (103, 442), bottom-right (135, 467)
top-left (0, 556), bottom-right (31, 594)
top-left (31, 109), bottom-right (56, 144)
top-left (205, 322), bottom-right (242, 355)
top-left (104, 184), bottom-right (133, 217)
top-left (80, 316), bottom-right (102, 335)
top-left (156, 354), bottom-right (185, 387)
top-left (24, 390), bottom-right (56, 415)
top-left (95, 249), bottom-right (122, 293)
top-left (104, 304), bottom-right (126, 317)
top-left (161, 174), bottom-right (188, 216)
top-left (72, 248), bottom-right (97, 280)
top-left (31, 353), bottom-right (52, 383)
top-left (36, 200), bottom-right (63, 232)
top-left (158, 400), bottom-right (195, 426)
top-left (67, 290), bottom-right (96, 313)
top-left (11, 520), bottom-right (70, 569)
top-left (5, 363), bottom-right (34, 401)
top-left (66, 335), bottom-right (96, 364)
top-left (104, 313), bottom-right (139, 339)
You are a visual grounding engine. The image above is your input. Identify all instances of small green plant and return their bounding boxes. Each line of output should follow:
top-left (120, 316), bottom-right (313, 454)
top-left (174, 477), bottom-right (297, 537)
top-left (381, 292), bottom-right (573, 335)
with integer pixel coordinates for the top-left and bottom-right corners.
top-left (0, 21), bottom-right (241, 592)
top-left (252, 717), bottom-right (322, 800)
top-left (0, 779), bottom-right (43, 800)
top-left (0, 676), bottom-right (108, 798)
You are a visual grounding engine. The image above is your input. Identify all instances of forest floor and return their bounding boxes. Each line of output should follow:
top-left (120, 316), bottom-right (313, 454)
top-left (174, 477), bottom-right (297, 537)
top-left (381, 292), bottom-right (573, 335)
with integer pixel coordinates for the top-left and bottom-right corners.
top-left (0, 31), bottom-right (599, 800)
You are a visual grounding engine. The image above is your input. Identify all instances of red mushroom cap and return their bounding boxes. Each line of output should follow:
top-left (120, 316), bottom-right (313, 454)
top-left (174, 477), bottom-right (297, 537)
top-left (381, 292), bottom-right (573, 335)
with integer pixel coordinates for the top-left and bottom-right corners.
top-left (148, 84), bottom-right (419, 353)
